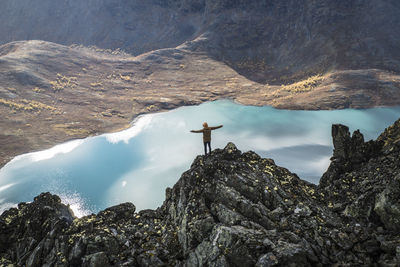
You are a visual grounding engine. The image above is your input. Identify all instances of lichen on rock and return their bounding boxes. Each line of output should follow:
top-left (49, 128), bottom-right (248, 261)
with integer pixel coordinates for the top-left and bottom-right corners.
top-left (1, 119), bottom-right (400, 266)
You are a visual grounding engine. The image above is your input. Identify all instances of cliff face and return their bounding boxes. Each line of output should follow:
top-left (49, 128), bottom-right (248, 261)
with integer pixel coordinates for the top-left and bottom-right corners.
top-left (1, 119), bottom-right (400, 266)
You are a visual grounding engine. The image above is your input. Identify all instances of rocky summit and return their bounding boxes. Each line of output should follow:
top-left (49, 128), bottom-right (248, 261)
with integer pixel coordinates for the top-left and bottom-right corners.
top-left (1, 118), bottom-right (400, 266)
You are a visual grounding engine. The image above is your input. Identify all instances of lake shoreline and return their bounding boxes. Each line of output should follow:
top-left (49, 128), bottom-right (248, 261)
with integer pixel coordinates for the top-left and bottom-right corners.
top-left (1, 100), bottom-right (399, 216)
top-left (2, 98), bottom-right (400, 170)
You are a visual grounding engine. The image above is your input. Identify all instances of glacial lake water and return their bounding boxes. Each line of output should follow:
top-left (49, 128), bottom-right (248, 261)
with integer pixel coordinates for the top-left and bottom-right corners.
top-left (1, 100), bottom-right (399, 217)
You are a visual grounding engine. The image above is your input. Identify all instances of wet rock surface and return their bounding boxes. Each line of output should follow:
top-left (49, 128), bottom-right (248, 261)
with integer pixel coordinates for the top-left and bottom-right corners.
top-left (1, 119), bottom-right (400, 266)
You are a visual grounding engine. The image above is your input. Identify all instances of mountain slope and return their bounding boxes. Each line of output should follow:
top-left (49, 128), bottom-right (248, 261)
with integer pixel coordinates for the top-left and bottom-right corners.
top-left (1, 40), bottom-right (400, 169)
top-left (0, 0), bottom-right (399, 83)
top-left (195, 0), bottom-right (400, 83)
top-left (0, 40), bottom-right (263, 167)
top-left (0, 0), bottom-right (202, 56)
top-left (1, 118), bottom-right (400, 266)
top-left (1, 0), bottom-right (400, 167)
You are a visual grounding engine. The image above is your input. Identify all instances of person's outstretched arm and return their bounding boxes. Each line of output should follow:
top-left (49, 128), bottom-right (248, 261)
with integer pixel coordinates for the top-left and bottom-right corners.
top-left (210, 125), bottom-right (223, 130)
top-left (190, 129), bottom-right (203, 133)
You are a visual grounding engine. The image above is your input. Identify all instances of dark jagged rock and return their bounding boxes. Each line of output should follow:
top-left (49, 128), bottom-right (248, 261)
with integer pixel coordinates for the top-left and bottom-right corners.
top-left (319, 124), bottom-right (383, 188)
top-left (1, 119), bottom-right (400, 266)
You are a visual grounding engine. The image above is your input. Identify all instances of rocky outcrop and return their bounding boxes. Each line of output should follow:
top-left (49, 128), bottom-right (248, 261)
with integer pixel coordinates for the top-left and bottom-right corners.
top-left (1, 119), bottom-right (400, 266)
top-left (318, 119), bottom-right (400, 265)
top-left (319, 124), bottom-right (384, 188)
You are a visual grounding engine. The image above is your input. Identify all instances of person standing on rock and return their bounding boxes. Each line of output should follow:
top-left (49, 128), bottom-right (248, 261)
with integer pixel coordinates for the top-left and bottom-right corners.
top-left (191, 122), bottom-right (223, 156)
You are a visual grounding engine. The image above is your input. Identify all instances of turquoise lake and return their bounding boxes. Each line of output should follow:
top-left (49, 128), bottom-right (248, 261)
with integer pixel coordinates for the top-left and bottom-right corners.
top-left (1, 100), bottom-right (399, 217)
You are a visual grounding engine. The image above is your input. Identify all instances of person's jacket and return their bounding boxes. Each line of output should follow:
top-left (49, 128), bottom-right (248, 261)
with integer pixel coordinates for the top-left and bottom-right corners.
top-left (191, 125), bottom-right (223, 142)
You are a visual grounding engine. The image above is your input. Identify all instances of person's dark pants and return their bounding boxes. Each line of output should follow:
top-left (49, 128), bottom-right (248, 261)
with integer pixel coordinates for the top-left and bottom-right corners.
top-left (204, 141), bottom-right (211, 155)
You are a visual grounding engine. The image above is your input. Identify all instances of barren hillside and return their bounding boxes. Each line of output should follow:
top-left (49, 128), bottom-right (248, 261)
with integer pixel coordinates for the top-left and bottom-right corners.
top-left (1, 0), bottom-right (400, 167)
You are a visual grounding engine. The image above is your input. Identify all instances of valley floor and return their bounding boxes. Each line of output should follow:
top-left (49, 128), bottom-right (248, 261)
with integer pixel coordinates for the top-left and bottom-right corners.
top-left (1, 41), bottom-right (400, 168)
